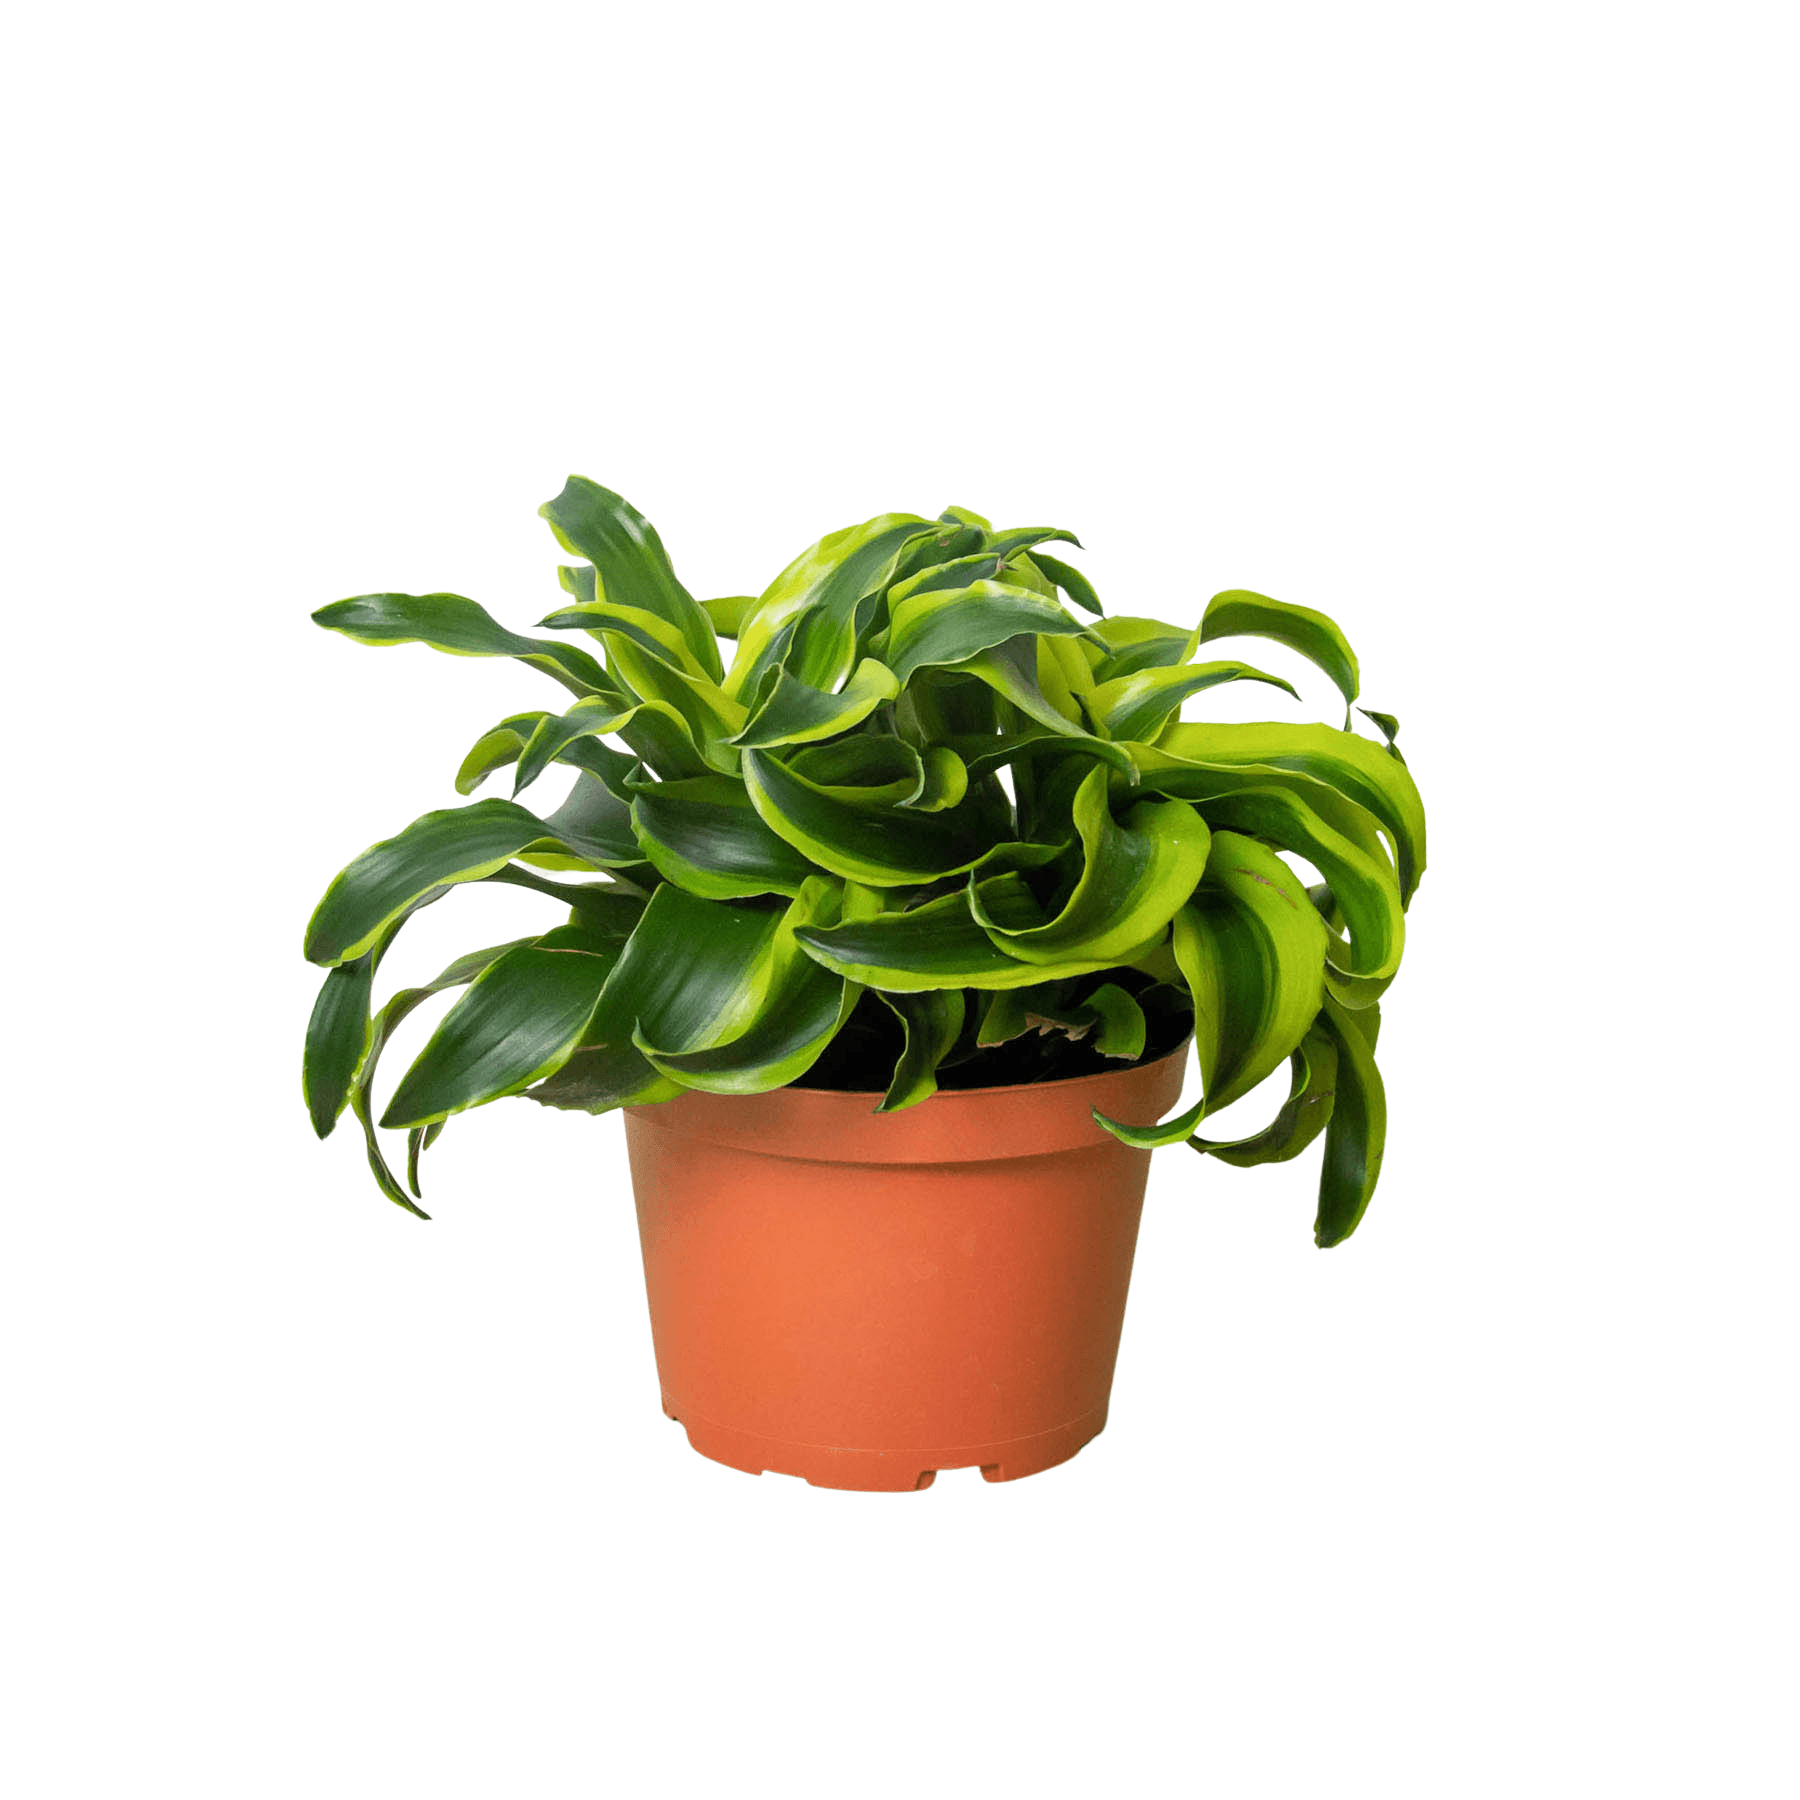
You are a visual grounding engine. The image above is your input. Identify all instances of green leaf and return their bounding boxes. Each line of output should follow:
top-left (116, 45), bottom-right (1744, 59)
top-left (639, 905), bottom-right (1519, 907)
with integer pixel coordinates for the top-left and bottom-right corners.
top-left (1313, 995), bottom-right (1387, 1246)
top-left (512, 694), bottom-right (701, 794)
top-left (586, 885), bottom-right (790, 1061)
top-left (1178, 832), bottom-right (1329, 1109)
top-left (874, 990), bottom-right (966, 1112)
top-left (1357, 707), bottom-right (1406, 764)
top-left (380, 925), bottom-right (621, 1129)
top-left (1089, 616), bottom-right (1201, 681)
top-left (796, 876), bottom-right (1149, 992)
top-left (305, 783), bottom-right (645, 966)
top-left (741, 747), bottom-right (1063, 888)
top-left (958, 636), bottom-right (1093, 735)
top-left (303, 953), bottom-right (377, 1138)
top-left (731, 658), bottom-right (900, 750)
top-left (1093, 1091), bottom-right (1208, 1150)
top-left (1093, 831), bottom-right (1328, 1149)
top-left (1019, 550), bottom-right (1103, 616)
top-left (646, 880), bottom-right (872, 1094)
top-left (603, 632), bottom-right (747, 773)
top-left (629, 774), bottom-right (820, 899)
top-left (906, 746), bottom-right (968, 812)
top-left (1191, 789), bottom-right (1402, 983)
top-left (1134, 721), bottom-right (1427, 903)
top-left (1195, 1027), bottom-right (1337, 1166)
top-left (942, 729), bottom-right (1131, 784)
top-left (483, 867), bottom-right (649, 935)
top-left (406, 1121), bottom-right (443, 1200)
top-left (456, 711), bottom-right (641, 796)
top-left (779, 737), bottom-right (968, 813)
top-left (726, 513), bottom-right (930, 702)
top-left (1089, 661), bottom-right (1300, 742)
top-left (701, 595), bottom-right (758, 638)
top-left (456, 712), bottom-right (550, 795)
top-left (312, 593), bottom-right (607, 698)
top-left (1081, 983), bottom-right (1148, 1059)
top-left (539, 594), bottom-right (710, 679)
top-left (970, 764), bottom-right (1210, 965)
top-left (523, 1041), bottom-right (684, 1114)
top-left (784, 735), bottom-right (928, 807)
top-left (520, 772), bottom-right (650, 873)
top-left (882, 577), bottom-right (1087, 686)
top-left (980, 526), bottom-right (1082, 563)
top-left (1199, 589), bottom-right (1360, 707)
top-left (538, 476), bottom-right (723, 681)
top-left (347, 938), bottom-right (535, 1214)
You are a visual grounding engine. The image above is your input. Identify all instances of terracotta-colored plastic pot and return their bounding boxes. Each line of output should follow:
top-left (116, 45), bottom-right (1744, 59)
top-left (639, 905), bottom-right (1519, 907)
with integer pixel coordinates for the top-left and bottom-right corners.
top-left (622, 1043), bottom-right (1187, 1491)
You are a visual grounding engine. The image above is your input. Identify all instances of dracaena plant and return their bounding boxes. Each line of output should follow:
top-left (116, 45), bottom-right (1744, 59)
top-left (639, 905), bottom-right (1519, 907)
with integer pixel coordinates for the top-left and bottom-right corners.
top-left (303, 479), bottom-right (1426, 1243)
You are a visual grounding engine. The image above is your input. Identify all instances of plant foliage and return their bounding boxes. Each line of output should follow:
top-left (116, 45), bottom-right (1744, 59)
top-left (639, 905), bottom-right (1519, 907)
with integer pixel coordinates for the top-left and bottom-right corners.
top-left (303, 479), bottom-right (1426, 1242)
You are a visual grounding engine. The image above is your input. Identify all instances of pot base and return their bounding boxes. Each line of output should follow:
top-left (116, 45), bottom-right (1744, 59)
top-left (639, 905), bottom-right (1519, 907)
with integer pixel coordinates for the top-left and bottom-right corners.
top-left (662, 1397), bottom-right (1108, 1491)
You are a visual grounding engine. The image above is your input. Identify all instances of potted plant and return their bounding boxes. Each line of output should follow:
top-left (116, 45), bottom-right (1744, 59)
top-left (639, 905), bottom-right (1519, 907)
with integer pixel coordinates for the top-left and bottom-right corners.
top-left (302, 478), bottom-right (1427, 1489)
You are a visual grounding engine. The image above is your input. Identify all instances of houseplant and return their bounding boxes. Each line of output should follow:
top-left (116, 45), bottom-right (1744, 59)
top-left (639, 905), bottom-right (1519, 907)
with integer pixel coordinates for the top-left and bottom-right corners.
top-left (302, 478), bottom-right (1427, 1488)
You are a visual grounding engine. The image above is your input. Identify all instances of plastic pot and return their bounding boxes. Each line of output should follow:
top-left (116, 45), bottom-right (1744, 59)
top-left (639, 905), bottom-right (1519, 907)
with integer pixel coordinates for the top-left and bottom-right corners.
top-left (622, 1043), bottom-right (1187, 1491)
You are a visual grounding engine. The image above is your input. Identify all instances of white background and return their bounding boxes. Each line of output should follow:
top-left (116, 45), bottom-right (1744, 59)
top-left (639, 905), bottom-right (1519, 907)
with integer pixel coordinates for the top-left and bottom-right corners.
top-left (5, 3), bottom-right (1795, 1795)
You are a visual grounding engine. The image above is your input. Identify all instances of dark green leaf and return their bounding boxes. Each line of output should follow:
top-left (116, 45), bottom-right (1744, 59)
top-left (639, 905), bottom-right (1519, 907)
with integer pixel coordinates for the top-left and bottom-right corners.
top-left (381, 926), bottom-right (621, 1128)
top-left (539, 476), bottom-right (723, 681)
top-left (742, 746), bottom-right (1062, 888)
top-left (629, 775), bottom-right (820, 899)
top-left (970, 764), bottom-right (1210, 965)
top-left (1027, 550), bottom-right (1103, 617)
top-left (312, 593), bottom-right (607, 697)
top-left (796, 877), bottom-right (1137, 992)
top-left (303, 953), bottom-right (376, 1138)
top-left (1313, 995), bottom-right (1387, 1246)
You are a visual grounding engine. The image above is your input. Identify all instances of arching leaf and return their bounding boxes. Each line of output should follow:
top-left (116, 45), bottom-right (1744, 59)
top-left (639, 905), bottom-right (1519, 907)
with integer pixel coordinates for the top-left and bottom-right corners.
top-left (629, 775), bottom-right (819, 899)
top-left (539, 595), bottom-right (711, 678)
top-left (882, 577), bottom-right (1088, 685)
top-left (726, 513), bottom-right (929, 701)
top-left (1089, 615), bottom-right (1201, 681)
top-left (643, 881), bottom-right (871, 1094)
top-left (456, 712), bottom-right (551, 795)
top-left (512, 694), bottom-right (702, 794)
top-left (539, 476), bottom-right (722, 681)
top-left (741, 747), bottom-right (1062, 888)
top-left (380, 925), bottom-right (622, 1129)
top-left (1313, 996), bottom-right (1386, 1246)
top-left (603, 633), bottom-right (747, 772)
top-left (970, 764), bottom-right (1210, 966)
top-left (1195, 1027), bottom-right (1337, 1166)
top-left (1025, 550), bottom-right (1103, 616)
top-left (701, 594), bottom-right (757, 638)
top-left (303, 953), bottom-right (378, 1138)
top-left (313, 593), bottom-right (607, 697)
top-left (1200, 589), bottom-right (1359, 707)
top-left (1089, 661), bottom-right (1299, 741)
top-left (346, 938), bottom-right (539, 1215)
top-left (1193, 789), bottom-right (1402, 982)
top-left (732, 658), bottom-right (900, 750)
top-left (796, 877), bottom-right (1153, 992)
top-left (304, 782), bottom-right (643, 966)
top-left (1134, 721), bottom-right (1426, 902)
